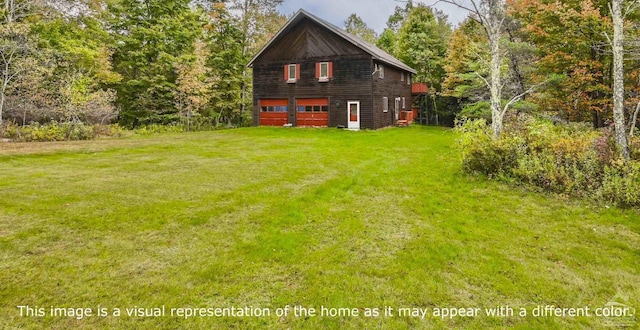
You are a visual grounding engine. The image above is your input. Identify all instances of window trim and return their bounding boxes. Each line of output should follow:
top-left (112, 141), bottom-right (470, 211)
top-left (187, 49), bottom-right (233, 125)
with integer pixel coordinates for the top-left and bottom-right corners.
top-left (382, 97), bottom-right (388, 112)
top-left (379, 65), bottom-right (384, 79)
top-left (402, 97), bottom-right (406, 109)
top-left (318, 62), bottom-right (329, 82)
top-left (287, 64), bottom-right (297, 83)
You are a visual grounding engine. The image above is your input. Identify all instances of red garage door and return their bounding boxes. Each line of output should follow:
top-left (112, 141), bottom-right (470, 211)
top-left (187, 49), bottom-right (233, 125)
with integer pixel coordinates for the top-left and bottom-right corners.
top-left (296, 98), bottom-right (329, 127)
top-left (260, 99), bottom-right (289, 126)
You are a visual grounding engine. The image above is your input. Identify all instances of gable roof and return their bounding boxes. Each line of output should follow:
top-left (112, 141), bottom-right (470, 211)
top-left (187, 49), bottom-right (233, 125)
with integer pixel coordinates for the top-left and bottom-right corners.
top-left (247, 9), bottom-right (417, 74)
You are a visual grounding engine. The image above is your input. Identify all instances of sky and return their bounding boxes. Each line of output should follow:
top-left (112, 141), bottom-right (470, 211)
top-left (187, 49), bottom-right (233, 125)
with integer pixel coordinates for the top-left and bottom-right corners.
top-left (277, 0), bottom-right (472, 33)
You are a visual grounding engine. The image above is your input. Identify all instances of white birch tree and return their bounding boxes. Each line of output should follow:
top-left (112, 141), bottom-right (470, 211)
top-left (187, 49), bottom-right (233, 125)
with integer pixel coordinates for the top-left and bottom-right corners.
top-left (609, 0), bottom-right (640, 159)
top-left (435, 0), bottom-right (538, 138)
top-left (611, 0), bottom-right (630, 160)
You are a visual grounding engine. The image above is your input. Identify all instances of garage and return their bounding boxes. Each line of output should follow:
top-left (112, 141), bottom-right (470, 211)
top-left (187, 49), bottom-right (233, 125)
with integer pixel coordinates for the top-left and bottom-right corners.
top-left (296, 98), bottom-right (329, 127)
top-left (259, 99), bottom-right (289, 126)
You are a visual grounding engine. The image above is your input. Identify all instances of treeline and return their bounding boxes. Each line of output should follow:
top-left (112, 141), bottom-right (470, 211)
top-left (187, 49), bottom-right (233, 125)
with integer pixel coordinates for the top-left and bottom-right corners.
top-left (346, 1), bottom-right (639, 133)
top-left (0, 0), bottom-right (285, 131)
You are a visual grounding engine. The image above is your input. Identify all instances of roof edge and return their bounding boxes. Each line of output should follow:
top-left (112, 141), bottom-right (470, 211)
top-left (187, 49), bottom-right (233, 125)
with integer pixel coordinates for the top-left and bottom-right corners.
top-left (247, 9), bottom-right (417, 74)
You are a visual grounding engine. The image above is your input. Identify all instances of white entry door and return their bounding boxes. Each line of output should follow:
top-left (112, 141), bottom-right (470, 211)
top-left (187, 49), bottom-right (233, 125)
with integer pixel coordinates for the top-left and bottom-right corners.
top-left (347, 101), bottom-right (360, 130)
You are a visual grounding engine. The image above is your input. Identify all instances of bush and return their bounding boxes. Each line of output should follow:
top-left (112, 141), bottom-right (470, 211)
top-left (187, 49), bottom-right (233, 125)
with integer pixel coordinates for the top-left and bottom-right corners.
top-left (602, 160), bottom-right (640, 206)
top-left (456, 114), bottom-right (640, 207)
top-left (1, 121), bottom-right (125, 142)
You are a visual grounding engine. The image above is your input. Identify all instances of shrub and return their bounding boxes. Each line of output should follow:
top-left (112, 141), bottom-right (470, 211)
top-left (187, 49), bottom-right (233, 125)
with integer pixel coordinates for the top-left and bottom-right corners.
top-left (134, 123), bottom-right (184, 135)
top-left (1, 122), bottom-right (125, 142)
top-left (602, 160), bottom-right (640, 206)
top-left (456, 114), bottom-right (640, 207)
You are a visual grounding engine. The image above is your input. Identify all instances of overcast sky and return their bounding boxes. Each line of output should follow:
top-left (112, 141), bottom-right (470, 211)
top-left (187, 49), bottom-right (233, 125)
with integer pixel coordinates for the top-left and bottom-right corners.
top-left (277, 0), bottom-right (471, 33)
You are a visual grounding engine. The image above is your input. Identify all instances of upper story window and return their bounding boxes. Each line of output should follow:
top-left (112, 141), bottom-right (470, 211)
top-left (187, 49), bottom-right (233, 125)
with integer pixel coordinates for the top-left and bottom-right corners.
top-left (285, 64), bottom-right (300, 83)
top-left (407, 74), bottom-right (411, 85)
top-left (316, 62), bottom-right (333, 82)
top-left (379, 65), bottom-right (384, 79)
top-left (401, 72), bottom-right (404, 82)
top-left (382, 97), bottom-right (388, 112)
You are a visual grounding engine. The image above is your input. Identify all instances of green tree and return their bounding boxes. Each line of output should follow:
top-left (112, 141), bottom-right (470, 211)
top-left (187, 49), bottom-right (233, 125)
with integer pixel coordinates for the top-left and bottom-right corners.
top-left (107, 0), bottom-right (201, 127)
top-left (376, 3), bottom-right (413, 53)
top-left (204, 3), bottom-right (245, 126)
top-left (34, 12), bottom-right (121, 124)
top-left (344, 13), bottom-right (377, 44)
top-left (396, 5), bottom-right (451, 91)
top-left (443, 18), bottom-right (489, 102)
top-left (175, 39), bottom-right (211, 130)
top-left (229, 0), bottom-right (284, 121)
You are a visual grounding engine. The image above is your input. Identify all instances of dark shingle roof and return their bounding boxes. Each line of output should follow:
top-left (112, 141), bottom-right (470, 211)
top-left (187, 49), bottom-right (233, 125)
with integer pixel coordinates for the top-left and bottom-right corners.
top-left (247, 9), bottom-right (417, 74)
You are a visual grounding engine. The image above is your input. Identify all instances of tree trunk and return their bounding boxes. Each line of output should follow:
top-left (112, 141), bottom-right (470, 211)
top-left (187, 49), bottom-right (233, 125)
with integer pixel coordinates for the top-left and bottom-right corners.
top-left (489, 32), bottom-right (503, 139)
top-left (506, 27), bottom-right (526, 98)
top-left (0, 90), bottom-right (5, 127)
top-left (611, 0), bottom-right (630, 160)
top-left (630, 100), bottom-right (640, 138)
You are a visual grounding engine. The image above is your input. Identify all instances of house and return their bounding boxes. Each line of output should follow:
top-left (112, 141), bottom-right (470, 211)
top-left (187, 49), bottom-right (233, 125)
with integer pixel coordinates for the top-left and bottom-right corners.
top-left (247, 9), bottom-right (417, 130)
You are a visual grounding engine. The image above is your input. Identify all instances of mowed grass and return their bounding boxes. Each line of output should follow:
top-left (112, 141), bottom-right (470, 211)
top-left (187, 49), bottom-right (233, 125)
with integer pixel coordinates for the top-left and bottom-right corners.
top-left (0, 126), bottom-right (638, 329)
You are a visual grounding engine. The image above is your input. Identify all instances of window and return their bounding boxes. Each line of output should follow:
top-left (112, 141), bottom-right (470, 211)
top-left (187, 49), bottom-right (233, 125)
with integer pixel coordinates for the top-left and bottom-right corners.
top-left (316, 62), bottom-right (332, 82)
top-left (382, 97), bottom-right (388, 112)
top-left (288, 64), bottom-right (296, 81)
top-left (401, 72), bottom-right (404, 82)
top-left (320, 63), bottom-right (328, 79)
top-left (402, 97), bottom-right (406, 109)
top-left (285, 64), bottom-right (300, 83)
top-left (297, 102), bottom-right (329, 112)
top-left (407, 74), bottom-right (411, 85)
top-left (379, 65), bottom-right (384, 79)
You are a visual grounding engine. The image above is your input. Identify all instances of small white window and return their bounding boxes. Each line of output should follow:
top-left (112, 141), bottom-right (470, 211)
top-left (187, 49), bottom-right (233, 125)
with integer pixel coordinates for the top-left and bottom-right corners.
top-left (319, 62), bottom-right (329, 81)
top-left (401, 72), bottom-right (404, 82)
top-left (402, 97), bottom-right (406, 109)
top-left (382, 97), bottom-right (388, 112)
top-left (288, 64), bottom-right (296, 82)
top-left (379, 65), bottom-right (384, 79)
top-left (407, 74), bottom-right (411, 85)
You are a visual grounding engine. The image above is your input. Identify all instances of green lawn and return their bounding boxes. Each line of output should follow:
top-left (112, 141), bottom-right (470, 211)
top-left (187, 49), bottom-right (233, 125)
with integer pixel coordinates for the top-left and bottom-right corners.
top-left (0, 126), bottom-right (638, 329)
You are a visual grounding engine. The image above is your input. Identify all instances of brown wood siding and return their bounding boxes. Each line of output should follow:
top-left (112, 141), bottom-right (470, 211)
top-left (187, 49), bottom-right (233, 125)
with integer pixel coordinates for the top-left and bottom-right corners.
top-left (258, 19), bottom-right (365, 62)
top-left (251, 18), bottom-right (412, 130)
top-left (372, 61), bottom-right (413, 129)
top-left (253, 56), bottom-right (374, 129)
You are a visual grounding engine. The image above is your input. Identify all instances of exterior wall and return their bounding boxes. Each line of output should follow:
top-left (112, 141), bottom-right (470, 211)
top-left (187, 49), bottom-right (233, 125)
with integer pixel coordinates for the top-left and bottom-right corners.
top-left (372, 61), bottom-right (413, 129)
top-left (253, 56), bottom-right (373, 128)
top-left (251, 17), bottom-right (412, 130)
